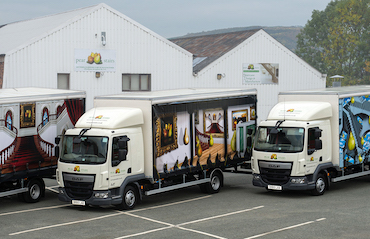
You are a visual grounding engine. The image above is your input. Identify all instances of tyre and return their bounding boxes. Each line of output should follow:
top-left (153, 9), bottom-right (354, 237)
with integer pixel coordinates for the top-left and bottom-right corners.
top-left (23, 179), bottom-right (44, 203)
top-left (311, 173), bottom-right (327, 196)
top-left (205, 171), bottom-right (223, 194)
top-left (120, 186), bottom-right (138, 210)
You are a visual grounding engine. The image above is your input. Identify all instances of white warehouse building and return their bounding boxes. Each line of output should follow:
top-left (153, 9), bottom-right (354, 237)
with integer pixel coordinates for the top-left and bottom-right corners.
top-left (0, 3), bottom-right (326, 121)
top-left (171, 30), bottom-right (327, 121)
top-left (0, 3), bottom-right (193, 110)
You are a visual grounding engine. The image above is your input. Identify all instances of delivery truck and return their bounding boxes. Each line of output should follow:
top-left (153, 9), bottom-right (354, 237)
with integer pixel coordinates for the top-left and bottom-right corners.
top-left (252, 86), bottom-right (370, 195)
top-left (0, 87), bottom-right (85, 202)
top-left (56, 88), bottom-right (257, 209)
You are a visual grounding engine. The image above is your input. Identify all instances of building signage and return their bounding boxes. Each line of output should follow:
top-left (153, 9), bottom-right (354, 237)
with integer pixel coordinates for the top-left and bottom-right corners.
top-left (75, 49), bottom-right (116, 72)
top-left (242, 63), bottom-right (279, 84)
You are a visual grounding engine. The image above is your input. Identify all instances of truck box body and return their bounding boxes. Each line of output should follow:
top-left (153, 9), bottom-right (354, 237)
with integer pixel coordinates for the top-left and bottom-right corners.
top-left (57, 88), bottom-right (257, 208)
top-left (252, 86), bottom-right (370, 195)
top-left (94, 88), bottom-right (257, 179)
top-left (0, 87), bottom-right (85, 200)
top-left (279, 86), bottom-right (370, 168)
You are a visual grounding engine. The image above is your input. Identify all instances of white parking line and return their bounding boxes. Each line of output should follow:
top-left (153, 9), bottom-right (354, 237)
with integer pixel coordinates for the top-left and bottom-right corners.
top-left (177, 226), bottom-right (227, 239)
top-left (0, 205), bottom-right (69, 217)
top-left (8, 195), bottom-right (211, 236)
top-left (178, 206), bottom-right (264, 226)
top-left (244, 218), bottom-right (327, 239)
top-left (46, 186), bottom-right (59, 194)
top-left (133, 195), bottom-right (212, 212)
top-left (9, 211), bottom-right (125, 236)
top-left (114, 226), bottom-right (174, 239)
top-left (115, 206), bottom-right (264, 239)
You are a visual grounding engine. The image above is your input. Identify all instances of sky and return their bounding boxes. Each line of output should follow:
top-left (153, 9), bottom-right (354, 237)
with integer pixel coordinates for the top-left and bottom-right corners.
top-left (0, 0), bottom-right (333, 38)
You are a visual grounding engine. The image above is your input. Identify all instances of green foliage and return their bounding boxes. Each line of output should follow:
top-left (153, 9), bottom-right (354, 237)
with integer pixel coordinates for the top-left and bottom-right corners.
top-left (296, 0), bottom-right (370, 86)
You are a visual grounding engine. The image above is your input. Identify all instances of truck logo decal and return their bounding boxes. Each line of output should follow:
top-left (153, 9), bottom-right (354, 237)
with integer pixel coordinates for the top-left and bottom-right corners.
top-left (310, 157), bottom-right (314, 161)
top-left (74, 166), bottom-right (80, 172)
top-left (271, 154), bottom-right (277, 159)
top-left (95, 115), bottom-right (103, 119)
top-left (115, 168), bottom-right (120, 174)
top-left (287, 109), bottom-right (294, 112)
top-left (268, 164), bottom-right (280, 168)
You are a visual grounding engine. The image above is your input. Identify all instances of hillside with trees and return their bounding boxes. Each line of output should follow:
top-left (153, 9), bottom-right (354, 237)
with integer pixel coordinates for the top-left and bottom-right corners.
top-left (296, 0), bottom-right (370, 86)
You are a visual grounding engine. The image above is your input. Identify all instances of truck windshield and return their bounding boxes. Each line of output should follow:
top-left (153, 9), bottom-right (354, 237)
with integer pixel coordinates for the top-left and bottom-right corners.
top-left (254, 127), bottom-right (304, 153)
top-left (60, 136), bottom-right (108, 164)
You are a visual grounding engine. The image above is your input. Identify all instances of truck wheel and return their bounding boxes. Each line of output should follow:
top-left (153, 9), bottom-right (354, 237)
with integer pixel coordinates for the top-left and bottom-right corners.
top-left (24, 179), bottom-right (43, 203)
top-left (121, 186), bottom-right (138, 210)
top-left (205, 171), bottom-right (223, 194)
top-left (311, 173), bottom-right (327, 196)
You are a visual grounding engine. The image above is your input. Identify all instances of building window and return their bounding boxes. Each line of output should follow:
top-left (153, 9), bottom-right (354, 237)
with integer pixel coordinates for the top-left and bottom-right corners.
top-left (58, 74), bottom-right (70, 90)
top-left (122, 74), bottom-right (150, 91)
top-left (42, 107), bottom-right (49, 126)
top-left (5, 110), bottom-right (12, 130)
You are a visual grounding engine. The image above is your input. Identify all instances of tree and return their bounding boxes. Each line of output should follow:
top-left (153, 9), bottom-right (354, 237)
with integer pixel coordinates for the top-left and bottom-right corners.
top-left (296, 0), bottom-right (370, 86)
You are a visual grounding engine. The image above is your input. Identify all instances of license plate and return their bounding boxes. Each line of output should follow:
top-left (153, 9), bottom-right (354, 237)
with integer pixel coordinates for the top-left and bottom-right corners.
top-left (72, 200), bottom-right (86, 206)
top-left (268, 185), bottom-right (282, 190)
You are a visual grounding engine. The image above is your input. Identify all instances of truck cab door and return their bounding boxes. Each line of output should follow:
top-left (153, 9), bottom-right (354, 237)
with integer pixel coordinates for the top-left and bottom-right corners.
top-left (306, 127), bottom-right (323, 174)
top-left (109, 136), bottom-right (132, 188)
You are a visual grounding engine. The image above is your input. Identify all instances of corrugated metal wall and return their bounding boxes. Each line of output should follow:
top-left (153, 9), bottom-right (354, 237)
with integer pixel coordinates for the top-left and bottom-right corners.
top-left (193, 30), bottom-right (326, 122)
top-left (3, 7), bottom-right (193, 110)
top-left (3, 6), bottom-right (325, 120)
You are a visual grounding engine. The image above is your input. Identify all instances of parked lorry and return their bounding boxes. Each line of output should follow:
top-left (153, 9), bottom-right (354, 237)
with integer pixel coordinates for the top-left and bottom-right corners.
top-left (0, 87), bottom-right (85, 202)
top-left (252, 86), bottom-right (370, 195)
top-left (56, 88), bottom-right (256, 209)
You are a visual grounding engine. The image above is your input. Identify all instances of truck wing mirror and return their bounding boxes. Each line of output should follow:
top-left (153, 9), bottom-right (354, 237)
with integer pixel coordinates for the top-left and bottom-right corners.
top-left (315, 128), bottom-right (322, 138)
top-left (315, 139), bottom-right (322, 150)
top-left (118, 136), bottom-right (130, 149)
top-left (55, 137), bottom-right (61, 145)
top-left (308, 139), bottom-right (322, 155)
top-left (55, 146), bottom-right (60, 158)
top-left (119, 149), bottom-right (128, 161)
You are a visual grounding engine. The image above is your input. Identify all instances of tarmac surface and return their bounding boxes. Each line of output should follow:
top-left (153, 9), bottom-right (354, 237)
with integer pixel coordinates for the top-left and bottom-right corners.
top-left (1, 172), bottom-right (370, 239)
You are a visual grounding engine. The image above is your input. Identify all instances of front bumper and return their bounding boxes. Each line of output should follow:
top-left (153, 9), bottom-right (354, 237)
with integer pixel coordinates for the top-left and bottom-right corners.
top-left (58, 187), bottom-right (122, 206)
top-left (252, 174), bottom-right (315, 191)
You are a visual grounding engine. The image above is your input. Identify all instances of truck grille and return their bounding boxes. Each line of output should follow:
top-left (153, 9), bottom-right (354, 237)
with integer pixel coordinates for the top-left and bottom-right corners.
top-left (258, 161), bottom-right (292, 185)
top-left (63, 173), bottom-right (95, 200)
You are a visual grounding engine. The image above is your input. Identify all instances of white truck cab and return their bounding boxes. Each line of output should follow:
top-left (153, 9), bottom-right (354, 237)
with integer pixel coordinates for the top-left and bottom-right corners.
top-left (252, 86), bottom-right (370, 195)
top-left (252, 101), bottom-right (332, 195)
top-left (57, 107), bottom-right (145, 206)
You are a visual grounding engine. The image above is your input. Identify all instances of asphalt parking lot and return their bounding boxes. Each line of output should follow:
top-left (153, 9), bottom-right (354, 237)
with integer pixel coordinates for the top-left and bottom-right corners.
top-left (1, 172), bottom-right (370, 239)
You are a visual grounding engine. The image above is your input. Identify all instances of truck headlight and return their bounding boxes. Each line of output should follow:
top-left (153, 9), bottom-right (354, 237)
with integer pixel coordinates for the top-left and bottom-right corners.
top-left (94, 192), bottom-right (109, 199)
top-left (291, 178), bottom-right (306, 184)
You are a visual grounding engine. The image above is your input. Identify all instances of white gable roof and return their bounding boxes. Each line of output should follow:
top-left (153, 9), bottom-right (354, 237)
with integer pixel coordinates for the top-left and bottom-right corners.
top-left (0, 3), bottom-right (191, 56)
top-left (0, 5), bottom-right (94, 54)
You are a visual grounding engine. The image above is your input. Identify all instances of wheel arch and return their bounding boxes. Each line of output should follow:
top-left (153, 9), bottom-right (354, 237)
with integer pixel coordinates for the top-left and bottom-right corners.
top-left (118, 174), bottom-right (146, 202)
top-left (313, 163), bottom-right (333, 189)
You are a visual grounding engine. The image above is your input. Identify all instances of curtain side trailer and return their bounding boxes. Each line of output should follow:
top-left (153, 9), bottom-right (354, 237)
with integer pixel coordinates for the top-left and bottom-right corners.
top-left (0, 88), bottom-right (85, 202)
top-left (252, 86), bottom-right (370, 195)
top-left (57, 88), bottom-right (257, 209)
